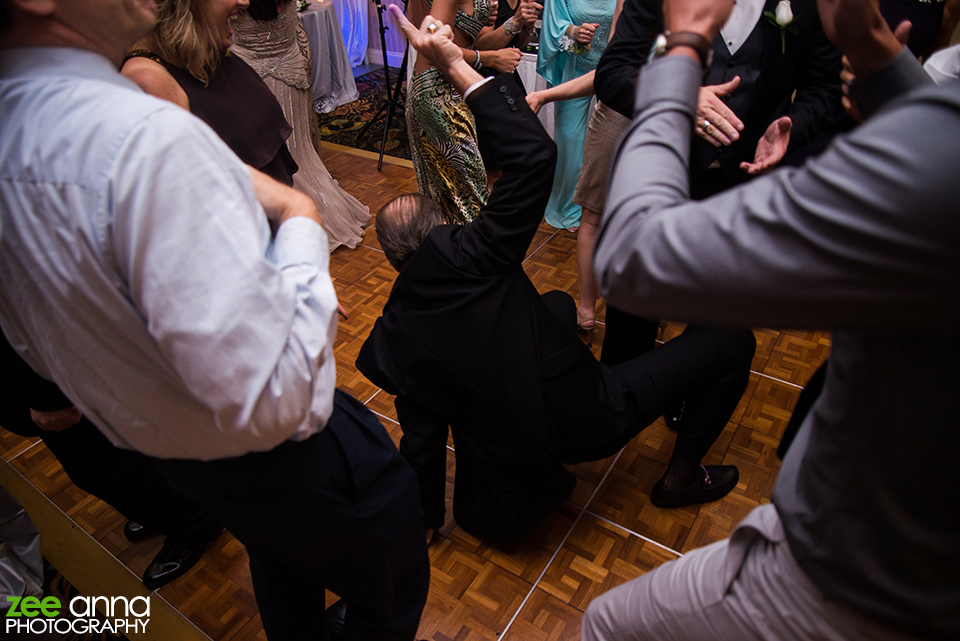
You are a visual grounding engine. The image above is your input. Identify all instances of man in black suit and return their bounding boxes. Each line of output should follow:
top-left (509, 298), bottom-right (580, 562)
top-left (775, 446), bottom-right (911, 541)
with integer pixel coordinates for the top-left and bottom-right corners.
top-left (358, 6), bottom-right (757, 543)
top-left (596, 0), bottom-right (843, 198)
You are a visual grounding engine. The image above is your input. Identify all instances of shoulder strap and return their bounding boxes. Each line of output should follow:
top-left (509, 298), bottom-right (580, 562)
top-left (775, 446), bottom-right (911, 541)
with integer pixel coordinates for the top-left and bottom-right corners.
top-left (122, 49), bottom-right (165, 66)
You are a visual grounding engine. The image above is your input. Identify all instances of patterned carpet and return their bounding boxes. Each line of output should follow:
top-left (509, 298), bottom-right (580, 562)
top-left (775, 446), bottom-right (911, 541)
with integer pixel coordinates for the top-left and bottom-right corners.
top-left (317, 67), bottom-right (410, 160)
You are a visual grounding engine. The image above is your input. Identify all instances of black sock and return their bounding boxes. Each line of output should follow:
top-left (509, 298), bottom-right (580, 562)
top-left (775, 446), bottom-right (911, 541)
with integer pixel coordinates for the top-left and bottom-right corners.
top-left (660, 457), bottom-right (702, 491)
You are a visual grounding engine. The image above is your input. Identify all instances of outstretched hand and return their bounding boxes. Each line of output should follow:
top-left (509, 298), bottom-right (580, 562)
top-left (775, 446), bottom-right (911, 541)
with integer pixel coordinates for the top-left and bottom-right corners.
top-left (696, 76), bottom-right (743, 147)
top-left (740, 116), bottom-right (791, 175)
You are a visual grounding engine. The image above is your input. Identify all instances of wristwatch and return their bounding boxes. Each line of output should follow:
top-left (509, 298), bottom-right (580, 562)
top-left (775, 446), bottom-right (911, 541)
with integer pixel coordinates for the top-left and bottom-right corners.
top-left (647, 31), bottom-right (713, 72)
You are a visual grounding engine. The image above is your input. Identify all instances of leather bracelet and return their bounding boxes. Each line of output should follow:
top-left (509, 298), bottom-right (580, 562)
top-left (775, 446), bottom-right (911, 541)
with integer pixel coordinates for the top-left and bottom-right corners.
top-left (648, 30), bottom-right (713, 72)
top-left (664, 31), bottom-right (713, 71)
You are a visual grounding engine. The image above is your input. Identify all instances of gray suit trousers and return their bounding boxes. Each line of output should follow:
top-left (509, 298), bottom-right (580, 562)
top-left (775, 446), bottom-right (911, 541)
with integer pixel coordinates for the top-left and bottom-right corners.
top-left (582, 504), bottom-right (924, 641)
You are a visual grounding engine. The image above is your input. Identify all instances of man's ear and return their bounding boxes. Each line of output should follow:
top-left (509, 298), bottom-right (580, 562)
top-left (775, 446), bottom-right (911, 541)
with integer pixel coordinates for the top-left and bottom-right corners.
top-left (9, 0), bottom-right (56, 17)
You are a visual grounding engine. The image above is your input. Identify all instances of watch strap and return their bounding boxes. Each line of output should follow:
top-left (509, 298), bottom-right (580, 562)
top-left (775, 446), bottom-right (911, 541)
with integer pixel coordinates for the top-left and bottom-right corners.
top-left (664, 31), bottom-right (713, 71)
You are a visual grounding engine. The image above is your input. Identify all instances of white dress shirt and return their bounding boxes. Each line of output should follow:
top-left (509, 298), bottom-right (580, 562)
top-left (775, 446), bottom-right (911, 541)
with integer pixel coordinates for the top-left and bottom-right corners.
top-left (720, 0), bottom-right (765, 55)
top-left (924, 42), bottom-right (960, 84)
top-left (0, 47), bottom-right (338, 460)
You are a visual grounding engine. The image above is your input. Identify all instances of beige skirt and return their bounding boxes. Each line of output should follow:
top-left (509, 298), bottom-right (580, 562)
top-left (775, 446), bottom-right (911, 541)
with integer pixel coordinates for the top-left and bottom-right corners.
top-left (572, 101), bottom-right (631, 215)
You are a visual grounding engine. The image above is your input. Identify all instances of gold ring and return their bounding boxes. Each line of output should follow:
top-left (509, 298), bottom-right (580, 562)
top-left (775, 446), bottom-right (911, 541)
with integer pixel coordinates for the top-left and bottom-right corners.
top-left (427, 22), bottom-right (438, 33)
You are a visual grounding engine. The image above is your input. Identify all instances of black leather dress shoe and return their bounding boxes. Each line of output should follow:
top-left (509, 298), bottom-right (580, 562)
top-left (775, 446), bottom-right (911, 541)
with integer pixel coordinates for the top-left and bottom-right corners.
top-left (142, 526), bottom-right (224, 591)
top-left (650, 465), bottom-right (739, 508)
top-left (123, 520), bottom-right (155, 542)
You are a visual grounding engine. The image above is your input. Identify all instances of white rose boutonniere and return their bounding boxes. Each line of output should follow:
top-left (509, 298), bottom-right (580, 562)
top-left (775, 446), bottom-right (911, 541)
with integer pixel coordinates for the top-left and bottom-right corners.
top-left (765, 1), bottom-right (799, 54)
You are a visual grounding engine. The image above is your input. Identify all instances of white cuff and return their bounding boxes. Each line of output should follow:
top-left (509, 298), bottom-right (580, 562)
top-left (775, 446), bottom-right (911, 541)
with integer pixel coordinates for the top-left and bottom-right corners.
top-left (271, 216), bottom-right (328, 269)
top-left (464, 76), bottom-right (495, 100)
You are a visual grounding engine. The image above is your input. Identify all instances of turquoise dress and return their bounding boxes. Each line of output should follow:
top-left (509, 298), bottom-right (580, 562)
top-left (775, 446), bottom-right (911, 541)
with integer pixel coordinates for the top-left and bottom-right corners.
top-left (537, 0), bottom-right (614, 230)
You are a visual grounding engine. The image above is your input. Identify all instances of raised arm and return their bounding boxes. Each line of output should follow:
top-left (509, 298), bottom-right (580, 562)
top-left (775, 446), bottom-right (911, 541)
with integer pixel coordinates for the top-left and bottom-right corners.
top-left (527, 70), bottom-right (596, 113)
top-left (391, 6), bottom-right (558, 271)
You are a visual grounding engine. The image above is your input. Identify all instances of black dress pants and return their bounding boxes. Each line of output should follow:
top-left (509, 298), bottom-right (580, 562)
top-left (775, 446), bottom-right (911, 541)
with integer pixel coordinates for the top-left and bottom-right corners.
top-left (542, 292), bottom-right (755, 462)
top-left (153, 389), bottom-right (430, 641)
top-left (5, 418), bottom-right (215, 541)
top-left (0, 334), bottom-right (215, 542)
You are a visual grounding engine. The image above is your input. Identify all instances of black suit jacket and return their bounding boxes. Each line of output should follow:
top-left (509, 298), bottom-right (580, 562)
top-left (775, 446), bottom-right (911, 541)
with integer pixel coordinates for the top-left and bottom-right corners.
top-left (595, 0), bottom-right (842, 179)
top-left (357, 76), bottom-right (639, 541)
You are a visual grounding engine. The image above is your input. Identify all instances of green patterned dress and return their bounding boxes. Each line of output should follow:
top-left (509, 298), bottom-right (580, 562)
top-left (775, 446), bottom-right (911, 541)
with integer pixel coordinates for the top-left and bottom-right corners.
top-left (406, 0), bottom-right (492, 224)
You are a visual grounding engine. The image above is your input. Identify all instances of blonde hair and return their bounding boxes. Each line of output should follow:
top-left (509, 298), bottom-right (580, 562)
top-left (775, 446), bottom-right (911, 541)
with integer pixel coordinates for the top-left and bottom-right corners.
top-left (142, 0), bottom-right (225, 85)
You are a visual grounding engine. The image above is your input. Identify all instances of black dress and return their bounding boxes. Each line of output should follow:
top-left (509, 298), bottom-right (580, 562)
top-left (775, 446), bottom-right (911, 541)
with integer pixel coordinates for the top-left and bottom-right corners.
top-left (125, 50), bottom-right (298, 186)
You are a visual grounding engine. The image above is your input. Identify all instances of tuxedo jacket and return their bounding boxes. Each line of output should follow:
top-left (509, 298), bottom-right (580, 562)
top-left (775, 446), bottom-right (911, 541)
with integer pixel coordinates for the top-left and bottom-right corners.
top-left (357, 76), bottom-right (639, 541)
top-left (595, 0), bottom-right (843, 181)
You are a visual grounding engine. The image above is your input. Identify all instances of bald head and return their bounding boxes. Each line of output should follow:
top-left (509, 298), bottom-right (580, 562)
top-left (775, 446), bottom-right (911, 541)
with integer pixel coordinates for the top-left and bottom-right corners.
top-left (376, 194), bottom-right (446, 271)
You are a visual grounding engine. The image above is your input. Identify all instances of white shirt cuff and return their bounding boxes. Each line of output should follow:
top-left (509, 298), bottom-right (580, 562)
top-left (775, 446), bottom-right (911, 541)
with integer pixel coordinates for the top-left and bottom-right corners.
top-left (464, 76), bottom-right (495, 100)
top-left (271, 216), bottom-right (328, 269)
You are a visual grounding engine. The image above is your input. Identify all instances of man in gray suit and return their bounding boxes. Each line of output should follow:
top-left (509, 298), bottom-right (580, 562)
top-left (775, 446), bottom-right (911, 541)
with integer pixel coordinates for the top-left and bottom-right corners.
top-left (584, 0), bottom-right (960, 638)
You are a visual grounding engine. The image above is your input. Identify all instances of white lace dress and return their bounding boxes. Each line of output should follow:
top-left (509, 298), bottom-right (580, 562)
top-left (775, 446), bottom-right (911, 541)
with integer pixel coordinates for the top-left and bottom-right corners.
top-left (231, 2), bottom-right (370, 251)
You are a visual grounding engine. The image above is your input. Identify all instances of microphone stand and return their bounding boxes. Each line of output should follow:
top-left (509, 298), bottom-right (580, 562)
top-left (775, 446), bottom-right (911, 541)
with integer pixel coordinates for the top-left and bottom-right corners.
top-left (356, 0), bottom-right (409, 170)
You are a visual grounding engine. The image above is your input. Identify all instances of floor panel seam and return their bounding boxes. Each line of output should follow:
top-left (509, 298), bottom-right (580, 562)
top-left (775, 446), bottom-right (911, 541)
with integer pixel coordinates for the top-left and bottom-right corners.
top-left (500, 447), bottom-right (625, 639)
top-left (584, 510), bottom-right (684, 559)
top-left (3, 438), bottom-right (43, 463)
top-left (499, 510), bottom-right (584, 640)
top-left (753, 370), bottom-right (804, 389)
top-left (522, 229), bottom-right (560, 263)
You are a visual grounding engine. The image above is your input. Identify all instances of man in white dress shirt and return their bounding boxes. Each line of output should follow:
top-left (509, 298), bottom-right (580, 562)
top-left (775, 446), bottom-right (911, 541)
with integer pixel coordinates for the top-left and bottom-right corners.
top-left (0, 0), bottom-right (428, 638)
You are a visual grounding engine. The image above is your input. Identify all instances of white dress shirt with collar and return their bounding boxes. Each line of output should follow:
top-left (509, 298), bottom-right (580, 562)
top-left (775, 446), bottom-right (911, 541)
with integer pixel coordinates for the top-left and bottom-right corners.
top-left (719, 0), bottom-right (765, 55)
top-left (0, 47), bottom-right (338, 461)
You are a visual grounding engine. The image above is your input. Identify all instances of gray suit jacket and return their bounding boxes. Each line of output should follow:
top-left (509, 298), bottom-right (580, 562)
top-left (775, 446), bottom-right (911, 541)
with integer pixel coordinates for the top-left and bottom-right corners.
top-left (594, 51), bottom-right (960, 638)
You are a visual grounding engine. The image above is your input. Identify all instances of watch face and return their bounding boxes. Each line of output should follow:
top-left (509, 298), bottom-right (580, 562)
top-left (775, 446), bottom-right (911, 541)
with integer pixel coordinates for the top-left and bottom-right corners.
top-left (647, 33), bottom-right (667, 63)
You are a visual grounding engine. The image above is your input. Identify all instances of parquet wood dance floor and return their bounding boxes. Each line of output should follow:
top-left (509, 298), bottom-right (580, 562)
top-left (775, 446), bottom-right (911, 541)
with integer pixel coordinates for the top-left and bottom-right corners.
top-left (0, 146), bottom-right (828, 641)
